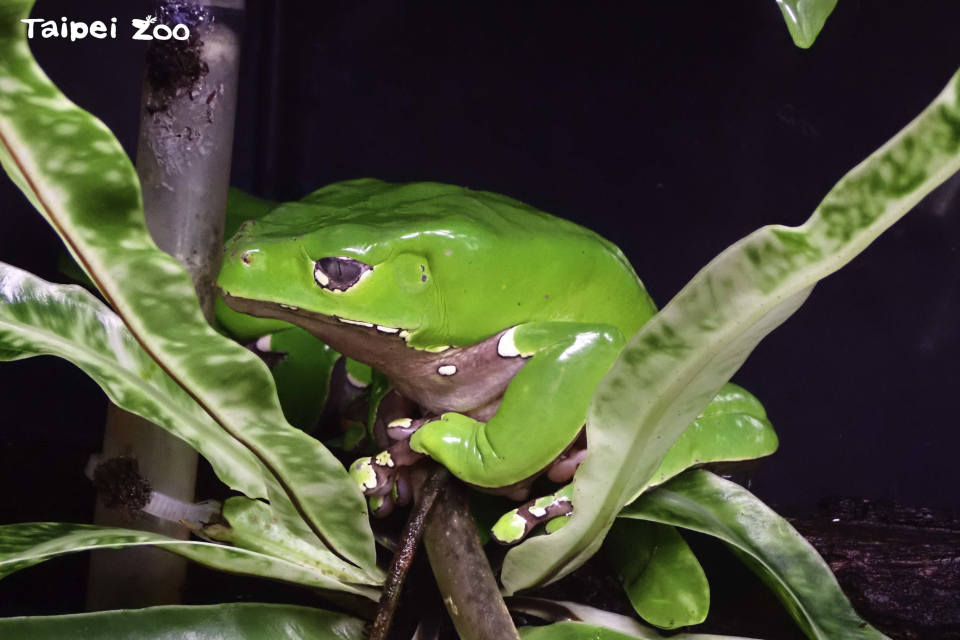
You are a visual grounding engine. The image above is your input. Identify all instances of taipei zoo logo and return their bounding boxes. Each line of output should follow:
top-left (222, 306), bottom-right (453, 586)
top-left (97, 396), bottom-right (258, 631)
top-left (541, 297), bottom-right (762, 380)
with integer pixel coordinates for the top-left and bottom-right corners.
top-left (21, 16), bottom-right (192, 42)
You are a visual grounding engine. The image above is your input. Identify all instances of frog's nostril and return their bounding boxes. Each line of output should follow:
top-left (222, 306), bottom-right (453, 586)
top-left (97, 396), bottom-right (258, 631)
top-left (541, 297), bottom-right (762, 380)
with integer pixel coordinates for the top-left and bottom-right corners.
top-left (241, 251), bottom-right (255, 265)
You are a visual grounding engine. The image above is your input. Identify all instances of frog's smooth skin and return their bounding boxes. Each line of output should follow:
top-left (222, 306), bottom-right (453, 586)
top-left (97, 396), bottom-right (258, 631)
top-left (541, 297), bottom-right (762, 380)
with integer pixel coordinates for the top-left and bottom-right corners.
top-left (217, 179), bottom-right (657, 496)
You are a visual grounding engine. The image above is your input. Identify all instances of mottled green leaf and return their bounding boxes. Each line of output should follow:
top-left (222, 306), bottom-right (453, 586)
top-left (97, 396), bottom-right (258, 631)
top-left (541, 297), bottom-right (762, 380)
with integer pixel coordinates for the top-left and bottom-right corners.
top-left (621, 471), bottom-right (886, 640)
top-left (605, 520), bottom-right (709, 629)
top-left (503, 69), bottom-right (960, 592)
top-left (775, 0), bottom-right (839, 49)
top-left (0, 262), bottom-right (267, 500)
top-left (203, 497), bottom-right (384, 588)
top-left (0, 0), bottom-right (374, 573)
top-left (0, 603), bottom-right (366, 640)
top-left (0, 522), bottom-right (378, 598)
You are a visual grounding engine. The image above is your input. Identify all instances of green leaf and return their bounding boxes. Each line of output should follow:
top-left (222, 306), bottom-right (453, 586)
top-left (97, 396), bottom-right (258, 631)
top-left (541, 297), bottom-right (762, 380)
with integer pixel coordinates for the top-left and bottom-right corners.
top-left (0, 602), bottom-right (367, 640)
top-left (605, 520), bottom-right (709, 629)
top-left (203, 497), bottom-right (384, 588)
top-left (0, 261), bottom-right (267, 500)
top-left (0, 0), bottom-right (375, 573)
top-left (775, 0), bottom-right (838, 49)
top-left (639, 382), bottom-right (777, 498)
top-left (0, 522), bottom-right (379, 598)
top-left (620, 471), bottom-right (887, 640)
top-left (502, 68), bottom-right (960, 593)
top-left (517, 620), bottom-right (752, 640)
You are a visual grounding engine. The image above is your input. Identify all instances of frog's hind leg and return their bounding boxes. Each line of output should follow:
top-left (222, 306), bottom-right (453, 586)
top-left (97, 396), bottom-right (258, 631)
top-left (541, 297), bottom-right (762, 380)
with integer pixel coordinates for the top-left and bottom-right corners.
top-left (491, 484), bottom-right (575, 545)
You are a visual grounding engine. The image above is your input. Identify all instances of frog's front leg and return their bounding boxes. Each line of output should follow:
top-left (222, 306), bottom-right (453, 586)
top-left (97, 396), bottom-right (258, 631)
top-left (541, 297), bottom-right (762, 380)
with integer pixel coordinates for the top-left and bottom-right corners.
top-left (408, 322), bottom-right (624, 489)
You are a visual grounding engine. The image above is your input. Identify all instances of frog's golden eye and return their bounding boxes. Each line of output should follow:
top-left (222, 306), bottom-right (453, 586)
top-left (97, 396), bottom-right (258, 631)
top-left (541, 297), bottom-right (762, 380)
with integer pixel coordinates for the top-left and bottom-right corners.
top-left (314, 257), bottom-right (372, 292)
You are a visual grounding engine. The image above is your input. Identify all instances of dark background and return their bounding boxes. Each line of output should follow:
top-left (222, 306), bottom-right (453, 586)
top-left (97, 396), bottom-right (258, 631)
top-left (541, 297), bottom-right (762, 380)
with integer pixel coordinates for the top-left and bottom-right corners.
top-left (1, 0), bottom-right (959, 613)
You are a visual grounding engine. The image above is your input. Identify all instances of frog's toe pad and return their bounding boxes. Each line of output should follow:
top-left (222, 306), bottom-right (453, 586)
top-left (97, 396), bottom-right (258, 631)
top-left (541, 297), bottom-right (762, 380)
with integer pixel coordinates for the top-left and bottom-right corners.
top-left (491, 489), bottom-right (574, 545)
top-left (349, 456), bottom-right (393, 496)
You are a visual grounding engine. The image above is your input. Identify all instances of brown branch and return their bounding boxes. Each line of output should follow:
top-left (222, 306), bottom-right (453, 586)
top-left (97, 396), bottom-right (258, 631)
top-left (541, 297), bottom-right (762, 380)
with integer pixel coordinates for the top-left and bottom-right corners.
top-left (369, 466), bottom-right (450, 640)
top-left (423, 479), bottom-right (522, 640)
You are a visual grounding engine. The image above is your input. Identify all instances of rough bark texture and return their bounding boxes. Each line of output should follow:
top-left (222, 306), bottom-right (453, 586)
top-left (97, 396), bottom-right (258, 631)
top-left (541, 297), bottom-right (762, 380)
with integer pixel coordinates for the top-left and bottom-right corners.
top-left (423, 480), bottom-right (522, 640)
top-left (791, 498), bottom-right (960, 639)
top-left (524, 497), bottom-right (960, 640)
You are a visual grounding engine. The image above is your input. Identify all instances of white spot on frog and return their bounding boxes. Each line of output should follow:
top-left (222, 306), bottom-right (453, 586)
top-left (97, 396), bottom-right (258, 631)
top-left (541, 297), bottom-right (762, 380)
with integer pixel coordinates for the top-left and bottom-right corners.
top-left (376, 325), bottom-right (400, 334)
top-left (528, 505), bottom-right (548, 518)
top-left (338, 317), bottom-right (373, 328)
top-left (437, 365), bottom-right (457, 376)
top-left (388, 418), bottom-right (413, 430)
top-left (256, 335), bottom-right (272, 352)
top-left (346, 373), bottom-right (368, 388)
top-left (498, 326), bottom-right (521, 357)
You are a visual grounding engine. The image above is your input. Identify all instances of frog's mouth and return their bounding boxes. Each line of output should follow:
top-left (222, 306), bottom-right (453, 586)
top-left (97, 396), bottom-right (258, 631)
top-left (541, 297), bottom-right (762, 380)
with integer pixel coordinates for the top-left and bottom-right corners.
top-left (218, 289), bottom-right (424, 376)
top-left (219, 290), bottom-right (408, 338)
top-left (218, 289), bottom-right (528, 416)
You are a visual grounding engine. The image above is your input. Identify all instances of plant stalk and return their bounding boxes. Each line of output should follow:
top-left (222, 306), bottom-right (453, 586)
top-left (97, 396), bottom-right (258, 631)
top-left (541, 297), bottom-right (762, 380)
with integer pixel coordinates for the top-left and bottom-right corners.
top-left (423, 480), bottom-right (522, 640)
top-left (369, 466), bottom-right (449, 640)
top-left (87, 0), bottom-right (244, 611)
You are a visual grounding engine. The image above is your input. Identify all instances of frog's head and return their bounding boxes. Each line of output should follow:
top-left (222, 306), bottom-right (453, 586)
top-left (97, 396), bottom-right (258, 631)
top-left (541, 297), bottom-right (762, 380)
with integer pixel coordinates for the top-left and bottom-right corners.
top-left (216, 180), bottom-right (483, 353)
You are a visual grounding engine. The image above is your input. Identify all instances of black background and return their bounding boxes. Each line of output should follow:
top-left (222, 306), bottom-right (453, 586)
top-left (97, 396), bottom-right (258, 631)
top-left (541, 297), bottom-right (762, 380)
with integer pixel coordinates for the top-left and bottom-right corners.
top-left (1, 0), bottom-right (959, 611)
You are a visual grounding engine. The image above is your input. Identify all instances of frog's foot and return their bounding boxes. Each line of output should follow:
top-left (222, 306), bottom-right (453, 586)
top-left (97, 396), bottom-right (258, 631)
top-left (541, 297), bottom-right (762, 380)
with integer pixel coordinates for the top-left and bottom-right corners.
top-left (384, 416), bottom-right (432, 442)
top-left (350, 441), bottom-right (424, 517)
top-left (367, 492), bottom-right (395, 518)
top-left (491, 484), bottom-right (575, 545)
top-left (545, 429), bottom-right (588, 483)
top-left (371, 389), bottom-right (423, 450)
top-left (365, 467), bottom-right (415, 518)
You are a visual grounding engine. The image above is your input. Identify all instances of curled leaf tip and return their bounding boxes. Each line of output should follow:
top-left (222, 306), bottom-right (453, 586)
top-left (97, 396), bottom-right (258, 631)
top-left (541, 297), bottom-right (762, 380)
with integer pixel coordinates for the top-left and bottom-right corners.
top-left (776, 0), bottom-right (839, 49)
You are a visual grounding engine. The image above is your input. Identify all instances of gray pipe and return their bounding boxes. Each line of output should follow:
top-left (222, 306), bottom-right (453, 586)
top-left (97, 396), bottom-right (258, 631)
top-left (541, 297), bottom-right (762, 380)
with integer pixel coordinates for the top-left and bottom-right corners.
top-left (87, 0), bottom-right (244, 611)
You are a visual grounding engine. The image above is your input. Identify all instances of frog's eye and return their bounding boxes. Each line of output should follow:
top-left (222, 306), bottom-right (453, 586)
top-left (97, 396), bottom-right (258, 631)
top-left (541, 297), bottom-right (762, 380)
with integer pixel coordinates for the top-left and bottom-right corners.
top-left (314, 257), bottom-right (372, 292)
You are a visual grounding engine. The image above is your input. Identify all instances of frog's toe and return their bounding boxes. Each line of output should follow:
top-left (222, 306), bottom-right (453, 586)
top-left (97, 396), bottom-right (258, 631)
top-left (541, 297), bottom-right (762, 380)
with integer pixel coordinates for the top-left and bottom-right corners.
top-left (368, 493), bottom-right (396, 518)
top-left (546, 447), bottom-right (588, 483)
top-left (385, 416), bottom-right (431, 441)
top-left (394, 469), bottom-right (413, 506)
top-left (491, 486), bottom-right (575, 545)
top-left (350, 456), bottom-right (384, 494)
top-left (352, 441), bottom-right (425, 500)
